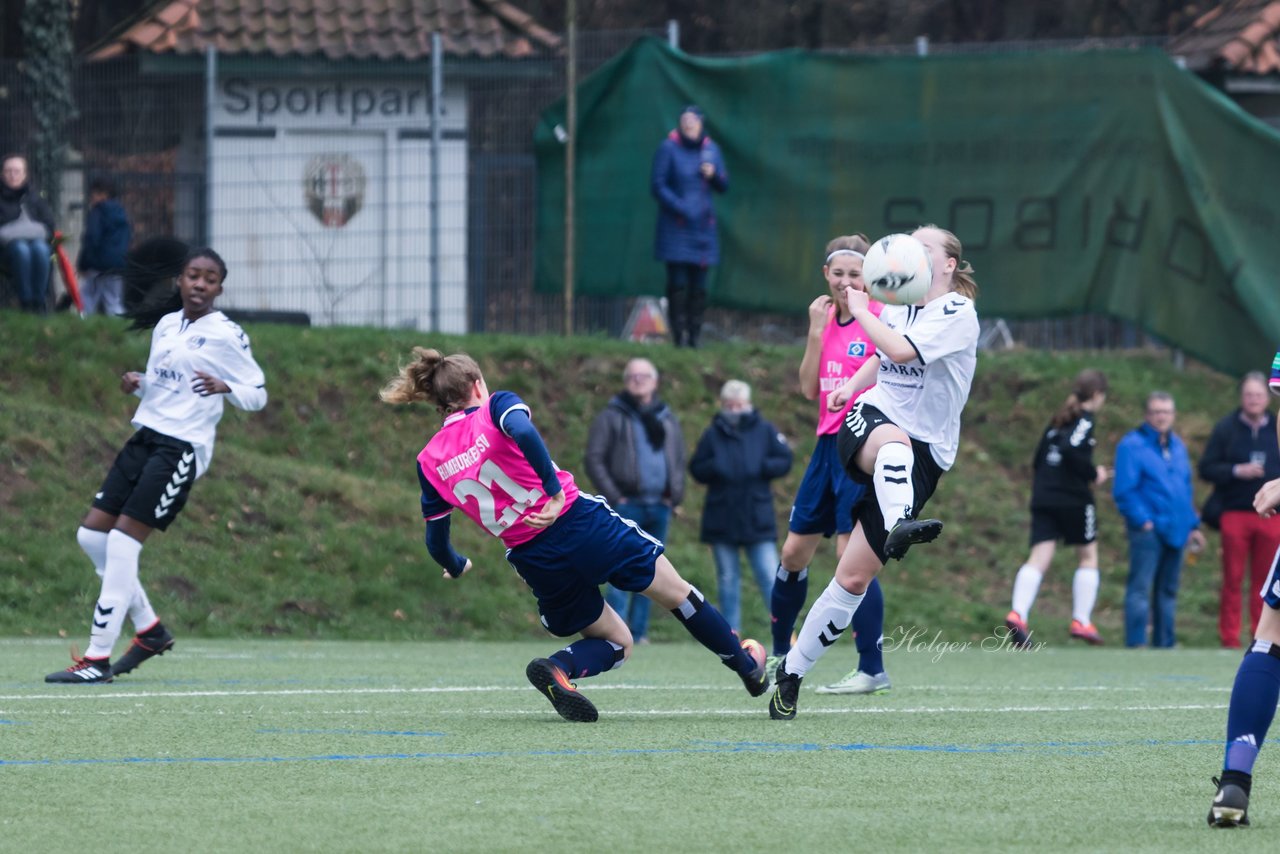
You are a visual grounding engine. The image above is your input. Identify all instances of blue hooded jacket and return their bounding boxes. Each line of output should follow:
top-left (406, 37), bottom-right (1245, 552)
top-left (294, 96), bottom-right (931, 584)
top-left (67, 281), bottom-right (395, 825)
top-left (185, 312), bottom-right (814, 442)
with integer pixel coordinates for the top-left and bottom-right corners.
top-left (1112, 422), bottom-right (1200, 547)
top-left (650, 117), bottom-right (728, 265)
top-left (77, 198), bottom-right (132, 273)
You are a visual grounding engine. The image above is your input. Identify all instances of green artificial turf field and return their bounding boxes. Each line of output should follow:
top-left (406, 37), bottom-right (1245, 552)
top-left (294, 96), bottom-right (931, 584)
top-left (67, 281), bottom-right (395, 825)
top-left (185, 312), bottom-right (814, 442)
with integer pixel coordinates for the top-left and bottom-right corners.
top-left (1, 637), bottom-right (1272, 852)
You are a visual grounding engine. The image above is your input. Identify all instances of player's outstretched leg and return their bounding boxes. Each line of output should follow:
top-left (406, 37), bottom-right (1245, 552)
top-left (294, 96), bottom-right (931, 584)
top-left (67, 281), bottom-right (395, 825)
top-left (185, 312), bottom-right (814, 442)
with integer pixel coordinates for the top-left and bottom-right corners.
top-left (644, 556), bottom-right (769, 696)
top-left (670, 585), bottom-right (769, 696)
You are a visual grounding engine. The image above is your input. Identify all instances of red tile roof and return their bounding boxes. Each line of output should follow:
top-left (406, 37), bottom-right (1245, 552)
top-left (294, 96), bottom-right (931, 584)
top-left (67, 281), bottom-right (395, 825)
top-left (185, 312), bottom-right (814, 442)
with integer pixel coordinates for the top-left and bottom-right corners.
top-left (1169, 0), bottom-right (1280, 73)
top-left (87, 0), bottom-right (561, 61)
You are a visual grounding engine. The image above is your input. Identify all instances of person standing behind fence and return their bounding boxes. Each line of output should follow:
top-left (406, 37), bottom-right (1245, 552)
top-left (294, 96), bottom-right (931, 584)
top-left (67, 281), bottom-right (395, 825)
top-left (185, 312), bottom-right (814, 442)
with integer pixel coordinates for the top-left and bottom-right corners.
top-left (1112, 391), bottom-right (1206, 648)
top-left (1199, 372), bottom-right (1280, 648)
top-left (651, 105), bottom-right (727, 348)
top-left (77, 177), bottom-right (132, 316)
top-left (585, 357), bottom-right (686, 643)
top-left (1004, 369), bottom-right (1110, 648)
top-left (1, 153), bottom-right (56, 313)
top-left (689, 379), bottom-right (793, 633)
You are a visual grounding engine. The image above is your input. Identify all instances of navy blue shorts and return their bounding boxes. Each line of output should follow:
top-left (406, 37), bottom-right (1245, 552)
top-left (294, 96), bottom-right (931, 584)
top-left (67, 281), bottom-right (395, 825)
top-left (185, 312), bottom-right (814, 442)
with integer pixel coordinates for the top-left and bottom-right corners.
top-left (507, 493), bottom-right (664, 637)
top-left (788, 434), bottom-right (865, 537)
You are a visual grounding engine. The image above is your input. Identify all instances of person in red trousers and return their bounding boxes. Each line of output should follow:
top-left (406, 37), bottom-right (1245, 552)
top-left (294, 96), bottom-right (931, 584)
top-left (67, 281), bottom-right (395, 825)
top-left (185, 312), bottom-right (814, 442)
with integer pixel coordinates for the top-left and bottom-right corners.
top-left (1199, 372), bottom-right (1280, 648)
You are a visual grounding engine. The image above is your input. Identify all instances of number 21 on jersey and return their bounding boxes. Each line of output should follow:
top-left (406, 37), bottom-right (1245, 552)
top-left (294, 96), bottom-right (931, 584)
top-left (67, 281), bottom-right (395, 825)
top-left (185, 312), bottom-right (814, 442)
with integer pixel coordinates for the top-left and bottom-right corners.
top-left (452, 459), bottom-right (543, 536)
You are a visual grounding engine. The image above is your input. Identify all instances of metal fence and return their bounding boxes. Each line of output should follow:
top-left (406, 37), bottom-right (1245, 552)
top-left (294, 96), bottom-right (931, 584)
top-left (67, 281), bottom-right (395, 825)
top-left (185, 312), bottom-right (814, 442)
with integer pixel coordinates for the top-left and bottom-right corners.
top-left (2, 28), bottom-right (1162, 354)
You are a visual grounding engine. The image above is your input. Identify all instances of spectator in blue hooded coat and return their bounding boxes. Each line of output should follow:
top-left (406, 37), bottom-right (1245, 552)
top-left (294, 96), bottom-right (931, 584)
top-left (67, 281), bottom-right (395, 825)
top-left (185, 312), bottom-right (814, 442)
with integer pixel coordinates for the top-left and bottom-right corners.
top-left (650, 105), bottom-right (727, 348)
top-left (77, 178), bottom-right (133, 315)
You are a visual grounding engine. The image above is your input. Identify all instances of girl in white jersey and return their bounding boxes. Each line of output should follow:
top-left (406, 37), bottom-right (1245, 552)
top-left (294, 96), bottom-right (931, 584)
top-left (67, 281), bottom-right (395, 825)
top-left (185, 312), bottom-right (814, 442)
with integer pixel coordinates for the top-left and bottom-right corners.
top-left (769, 225), bottom-right (979, 720)
top-left (46, 248), bottom-right (267, 684)
top-left (771, 234), bottom-right (893, 696)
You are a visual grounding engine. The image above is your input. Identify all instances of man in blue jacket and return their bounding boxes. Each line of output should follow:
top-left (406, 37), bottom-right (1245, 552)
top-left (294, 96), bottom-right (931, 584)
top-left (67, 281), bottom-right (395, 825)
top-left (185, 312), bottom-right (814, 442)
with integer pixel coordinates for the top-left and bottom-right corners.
top-left (1113, 391), bottom-right (1207, 647)
top-left (77, 178), bottom-right (132, 316)
top-left (650, 105), bottom-right (727, 349)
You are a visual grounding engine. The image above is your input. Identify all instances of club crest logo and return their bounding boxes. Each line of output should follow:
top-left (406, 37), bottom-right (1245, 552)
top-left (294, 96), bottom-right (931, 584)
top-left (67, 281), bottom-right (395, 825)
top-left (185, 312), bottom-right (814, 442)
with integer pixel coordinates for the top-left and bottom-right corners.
top-left (187, 335), bottom-right (207, 350)
top-left (304, 154), bottom-right (366, 228)
top-left (847, 341), bottom-right (867, 358)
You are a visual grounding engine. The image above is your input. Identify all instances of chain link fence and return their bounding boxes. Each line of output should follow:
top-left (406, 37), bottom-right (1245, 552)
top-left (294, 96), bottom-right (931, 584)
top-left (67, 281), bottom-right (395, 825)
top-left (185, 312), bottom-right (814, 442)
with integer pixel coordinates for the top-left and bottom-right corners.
top-left (2, 28), bottom-right (1165, 355)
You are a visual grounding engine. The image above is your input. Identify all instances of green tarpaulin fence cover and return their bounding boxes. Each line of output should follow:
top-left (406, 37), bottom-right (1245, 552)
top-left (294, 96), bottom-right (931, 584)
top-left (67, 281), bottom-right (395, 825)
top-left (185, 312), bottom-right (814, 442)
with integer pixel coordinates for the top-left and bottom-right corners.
top-left (535, 38), bottom-right (1280, 376)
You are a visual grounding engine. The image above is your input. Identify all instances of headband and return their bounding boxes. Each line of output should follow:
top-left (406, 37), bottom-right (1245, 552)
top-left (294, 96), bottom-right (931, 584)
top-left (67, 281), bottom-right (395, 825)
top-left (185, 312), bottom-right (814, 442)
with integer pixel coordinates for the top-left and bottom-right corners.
top-left (825, 249), bottom-right (865, 264)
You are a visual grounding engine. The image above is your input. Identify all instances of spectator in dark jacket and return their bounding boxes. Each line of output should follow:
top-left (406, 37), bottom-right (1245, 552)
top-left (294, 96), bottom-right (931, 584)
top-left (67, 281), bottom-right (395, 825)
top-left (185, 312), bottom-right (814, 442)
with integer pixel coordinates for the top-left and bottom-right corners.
top-left (650, 105), bottom-right (727, 349)
top-left (1, 154), bottom-right (57, 313)
top-left (1113, 391), bottom-right (1206, 648)
top-left (584, 357), bottom-right (686, 642)
top-left (689, 380), bottom-right (793, 632)
top-left (1199, 371), bottom-right (1280, 647)
top-left (77, 178), bottom-right (132, 316)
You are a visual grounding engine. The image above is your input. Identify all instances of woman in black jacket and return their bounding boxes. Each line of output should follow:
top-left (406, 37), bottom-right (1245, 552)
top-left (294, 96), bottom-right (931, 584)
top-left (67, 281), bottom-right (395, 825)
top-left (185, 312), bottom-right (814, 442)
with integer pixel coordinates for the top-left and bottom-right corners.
top-left (1, 154), bottom-right (57, 313)
top-left (689, 380), bottom-right (793, 632)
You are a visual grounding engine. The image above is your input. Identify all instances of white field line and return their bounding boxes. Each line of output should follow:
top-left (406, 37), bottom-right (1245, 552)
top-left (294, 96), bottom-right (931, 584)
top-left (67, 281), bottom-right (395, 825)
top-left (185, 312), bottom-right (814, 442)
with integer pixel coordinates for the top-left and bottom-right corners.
top-left (0, 683), bottom-right (1230, 716)
top-left (0, 682), bottom-right (1231, 703)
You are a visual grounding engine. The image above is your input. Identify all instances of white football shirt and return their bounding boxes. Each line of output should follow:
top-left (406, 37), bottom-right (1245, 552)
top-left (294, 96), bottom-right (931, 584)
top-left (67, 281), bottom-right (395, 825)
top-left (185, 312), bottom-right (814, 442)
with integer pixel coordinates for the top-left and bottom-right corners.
top-left (130, 310), bottom-right (268, 477)
top-left (860, 293), bottom-right (978, 470)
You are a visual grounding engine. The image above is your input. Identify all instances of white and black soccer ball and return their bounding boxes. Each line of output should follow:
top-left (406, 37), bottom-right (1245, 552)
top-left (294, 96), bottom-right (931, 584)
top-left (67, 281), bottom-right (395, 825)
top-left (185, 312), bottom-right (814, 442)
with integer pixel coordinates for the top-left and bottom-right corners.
top-left (863, 233), bottom-right (933, 306)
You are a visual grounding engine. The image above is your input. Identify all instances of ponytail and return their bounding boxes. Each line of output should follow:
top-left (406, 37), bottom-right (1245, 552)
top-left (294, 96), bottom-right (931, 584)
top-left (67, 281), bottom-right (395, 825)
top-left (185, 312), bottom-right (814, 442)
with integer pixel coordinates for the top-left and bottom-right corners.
top-left (1050, 369), bottom-right (1108, 428)
top-left (380, 347), bottom-right (483, 416)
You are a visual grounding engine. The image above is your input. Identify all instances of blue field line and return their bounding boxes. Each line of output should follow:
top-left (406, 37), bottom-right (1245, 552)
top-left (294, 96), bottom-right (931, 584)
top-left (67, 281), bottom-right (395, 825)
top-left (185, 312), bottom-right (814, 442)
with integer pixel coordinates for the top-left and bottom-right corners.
top-left (0, 737), bottom-right (1221, 768)
top-left (255, 728), bottom-right (446, 737)
top-left (0, 719), bottom-right (29, 726)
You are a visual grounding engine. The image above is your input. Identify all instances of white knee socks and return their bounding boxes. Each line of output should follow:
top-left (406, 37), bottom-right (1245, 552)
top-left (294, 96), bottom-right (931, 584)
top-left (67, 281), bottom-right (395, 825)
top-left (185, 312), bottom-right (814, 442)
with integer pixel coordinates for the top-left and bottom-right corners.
top-left (1011, 565), bottom-right (1043, 620)
top-left (785, 578), bottom-right (865, 677)
top-left (1072, 567), bottom-right (1100, 625)
top-left (87, 530), bottom-right (143, 659)
top-left (76, 526), bottom-right (109, 578)
top-left (874, 442), bottom-right (915, 530)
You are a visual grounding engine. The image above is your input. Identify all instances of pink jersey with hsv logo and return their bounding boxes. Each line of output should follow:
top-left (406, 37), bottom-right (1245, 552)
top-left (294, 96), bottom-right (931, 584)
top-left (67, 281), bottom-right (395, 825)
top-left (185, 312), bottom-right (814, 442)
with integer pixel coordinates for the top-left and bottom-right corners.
top-left (815, 301), bottom-right (883, 436)
top-left (418, 394), bottom-right (579, 548)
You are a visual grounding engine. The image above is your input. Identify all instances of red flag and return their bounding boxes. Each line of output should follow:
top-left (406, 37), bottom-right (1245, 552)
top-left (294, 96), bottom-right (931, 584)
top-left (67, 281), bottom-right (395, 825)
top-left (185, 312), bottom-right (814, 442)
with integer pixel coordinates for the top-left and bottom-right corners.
top-left (52, 231), bottom-right (82, 314)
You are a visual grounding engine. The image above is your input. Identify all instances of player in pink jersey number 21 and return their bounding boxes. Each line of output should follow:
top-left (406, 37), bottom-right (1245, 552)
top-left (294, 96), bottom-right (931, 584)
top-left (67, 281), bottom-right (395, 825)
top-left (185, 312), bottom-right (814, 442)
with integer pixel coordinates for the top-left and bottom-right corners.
top-left (381, 348), bottom-right (770, 722)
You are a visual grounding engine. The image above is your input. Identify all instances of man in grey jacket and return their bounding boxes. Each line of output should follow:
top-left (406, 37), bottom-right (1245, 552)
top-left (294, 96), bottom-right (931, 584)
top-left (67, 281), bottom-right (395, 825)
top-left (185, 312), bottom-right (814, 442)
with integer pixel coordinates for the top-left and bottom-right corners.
top-left (585, 357), bottom-right (686, 642)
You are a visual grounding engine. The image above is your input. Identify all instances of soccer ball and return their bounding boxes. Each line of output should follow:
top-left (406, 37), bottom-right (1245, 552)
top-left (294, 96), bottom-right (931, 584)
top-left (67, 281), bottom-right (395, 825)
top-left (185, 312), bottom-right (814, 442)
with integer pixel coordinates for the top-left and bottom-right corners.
top-left (863, 233), bottom-right (933, 306)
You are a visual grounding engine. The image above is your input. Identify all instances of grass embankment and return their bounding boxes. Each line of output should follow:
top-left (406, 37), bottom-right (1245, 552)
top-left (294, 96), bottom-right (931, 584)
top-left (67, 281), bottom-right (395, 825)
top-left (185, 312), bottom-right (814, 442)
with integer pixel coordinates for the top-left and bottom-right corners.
top-left (0, 311), bottom-right (1244, 646)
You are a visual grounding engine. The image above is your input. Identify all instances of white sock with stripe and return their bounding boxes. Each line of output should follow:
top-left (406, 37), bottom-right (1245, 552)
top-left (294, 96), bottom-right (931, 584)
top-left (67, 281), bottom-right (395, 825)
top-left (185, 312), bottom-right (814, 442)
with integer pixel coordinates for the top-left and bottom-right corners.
top-left (1011, 565), bottom-right (1042, 620)
top-left (1072, 567), bottom-right (1100, 625)
top-left (873, 442), bottom-right (915, 530)
top-left (785, 578), bottom-right (865, 678)
top-left (87, 530), bottom-right (142, 659)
